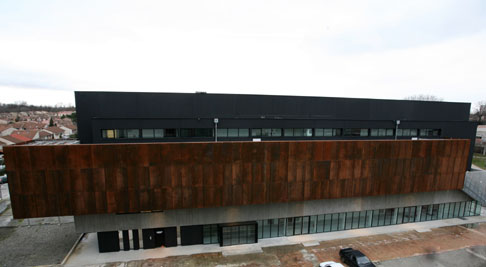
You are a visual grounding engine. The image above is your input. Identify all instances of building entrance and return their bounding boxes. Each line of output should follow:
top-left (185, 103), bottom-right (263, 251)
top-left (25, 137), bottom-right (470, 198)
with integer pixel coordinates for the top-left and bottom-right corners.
top-left (219, 222), bottom-right (257, 246)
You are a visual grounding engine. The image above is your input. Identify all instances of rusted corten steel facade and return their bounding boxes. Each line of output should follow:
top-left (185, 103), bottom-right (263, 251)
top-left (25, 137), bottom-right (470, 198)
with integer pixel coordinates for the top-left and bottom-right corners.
top-left (4, 139), bottom-right (469, 219)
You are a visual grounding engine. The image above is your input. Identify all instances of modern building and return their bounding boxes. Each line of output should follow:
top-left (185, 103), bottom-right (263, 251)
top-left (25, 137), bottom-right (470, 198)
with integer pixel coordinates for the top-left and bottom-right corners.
top-left (3, 92), bottom-right (481, 253)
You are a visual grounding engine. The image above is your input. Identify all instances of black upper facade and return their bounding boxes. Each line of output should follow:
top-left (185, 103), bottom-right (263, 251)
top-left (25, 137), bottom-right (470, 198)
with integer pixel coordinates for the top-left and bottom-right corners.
top-left (75, 91), bottom-right (476, 169)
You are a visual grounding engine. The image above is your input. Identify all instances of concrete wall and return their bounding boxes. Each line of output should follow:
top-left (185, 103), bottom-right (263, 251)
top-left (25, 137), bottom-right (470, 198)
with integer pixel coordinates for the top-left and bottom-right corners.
top-left (74, 190), bottom-right (471, 233)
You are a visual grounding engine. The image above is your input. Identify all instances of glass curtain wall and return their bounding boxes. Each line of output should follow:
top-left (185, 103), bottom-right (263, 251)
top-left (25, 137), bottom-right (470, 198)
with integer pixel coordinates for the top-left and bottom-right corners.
top-left (202, 200), bottom-right (481, 245)
top-left (253, 200), bottom-right (480, 240)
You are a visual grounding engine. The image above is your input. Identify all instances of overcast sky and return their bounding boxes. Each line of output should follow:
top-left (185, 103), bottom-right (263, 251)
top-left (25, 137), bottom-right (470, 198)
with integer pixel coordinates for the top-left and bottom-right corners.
top-left (0, 0), bottom-right (485, 108)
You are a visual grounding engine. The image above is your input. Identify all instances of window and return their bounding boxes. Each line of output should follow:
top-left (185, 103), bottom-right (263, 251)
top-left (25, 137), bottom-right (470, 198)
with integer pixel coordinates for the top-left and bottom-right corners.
top-left (324, 214), bottom-right (332, 232)
top-left (270, 219), bottom-right (278, 237)
top-left (286, 218), bottom-right (294, 236)
top-left (180, 129), bottom-right (192, 137)
top-left (228, 128), bottom-right (239, 137)
top-left (294, 217), bottom-right (302, 235)
top-left (358, 211), bottom-right (366, 228)
top-left (398, 129), bottom-right (412, 136)
top-left (309, 215), bottom-right (317, 234)
top-left (345, 212), bottom-right (353, 229)
top-left (371, 128), bottom-right (392, 137)
top-left (117, 129), bottom-right (127, 138)
top-left (239, 128), bottom-right (249, 137)
top-left (302, 216), bottom-right (310, 234)
top-left (165, 128), bottom-right (177, 137)
top-left (154, 129), bottom-right (164, 138)
top-left (317, 215), bottom-right (325, 232)
top-left (420, 129), bottom-right (432, 136)
top-left (338, 213), bottom-right (346, 230)
top-left (344, 128), bottom-right (368, 137)
top-left (319, 128), bottom-right (341, 136)
top-left (217, 128), bottom-right (228, 137)
top-left (203, 224), bottom-right (219, 244)
top-left (372, 210), bottom-right (379, 226)
top-left (124, 129), bottom-right (139, 138)
top-left (324, 129), bottom-right (333, 136)
top-left (304, 128), bottom-right (313, 137)
top-left (331, 214), bottom-right (339, 231)
top-left (271, 128), bottom-right (282, 137)
top-left (262, 128), bottom-right (272, 137)
top-left (262, 220), bottom-right (270, 238)
top-left (370, 129), bottom-right (381, 136)
top-left (102, 129), bottom-right (116, 139)
top-left (294, 129), bottom-right (304, 136)
top-left (218, 128), bottom-right (248, 137)
top-left (142, 129), bottom-right (154, 138)
top-left (278, 218), bottom-right (286, 236)
top-left (284, 128), bottom-right (293, 137)
top-left (259, 128), bottom-right (283, 137)
top-left (114, 129), bottom-right (139, 139)
top-left (251, 128), bottom-right (262, 137)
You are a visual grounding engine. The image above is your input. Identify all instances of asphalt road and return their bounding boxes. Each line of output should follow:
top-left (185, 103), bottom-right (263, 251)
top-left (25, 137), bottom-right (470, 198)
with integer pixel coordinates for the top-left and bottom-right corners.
top-left (379, 246), bottom-right (486, 267)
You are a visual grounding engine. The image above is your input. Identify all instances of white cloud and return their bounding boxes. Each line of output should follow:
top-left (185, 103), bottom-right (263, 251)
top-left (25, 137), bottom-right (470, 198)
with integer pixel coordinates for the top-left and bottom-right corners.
top-left (0, 0), bottom-right (484, 106)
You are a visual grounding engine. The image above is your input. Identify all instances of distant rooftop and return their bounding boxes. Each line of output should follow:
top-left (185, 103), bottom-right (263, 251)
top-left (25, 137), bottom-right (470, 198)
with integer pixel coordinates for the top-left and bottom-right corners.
top-left (21, 139), bottom-right (79, 146)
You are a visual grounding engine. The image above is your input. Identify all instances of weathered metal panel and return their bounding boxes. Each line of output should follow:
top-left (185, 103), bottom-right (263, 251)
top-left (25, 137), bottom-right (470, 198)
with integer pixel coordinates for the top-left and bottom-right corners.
top-left (4, 139), bottom-right (470, 219)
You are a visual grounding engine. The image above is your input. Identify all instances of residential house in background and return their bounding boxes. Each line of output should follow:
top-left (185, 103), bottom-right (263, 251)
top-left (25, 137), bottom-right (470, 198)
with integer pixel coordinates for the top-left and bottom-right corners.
top-left (0, 125), bottom-right (16, 137)
top-left (0, 134), bottom-right (31, 145)
top-left (475, 125), bottom-right (486, 155)
top-left (59, 124), bottom-right (76, 137)
top-left (45, 126), bottom-right (65, 139)
top-left (11, 130), bottom-right (39, 140)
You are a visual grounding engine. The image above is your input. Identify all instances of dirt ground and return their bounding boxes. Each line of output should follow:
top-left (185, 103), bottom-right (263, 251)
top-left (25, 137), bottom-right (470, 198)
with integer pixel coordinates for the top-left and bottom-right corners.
top-left (117, 223), bottom-right (486, 267)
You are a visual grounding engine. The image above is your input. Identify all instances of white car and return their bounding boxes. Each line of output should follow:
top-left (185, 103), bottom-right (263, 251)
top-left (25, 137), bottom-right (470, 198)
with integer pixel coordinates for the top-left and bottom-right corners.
top-left (320, 261), bottom-right (344, 267)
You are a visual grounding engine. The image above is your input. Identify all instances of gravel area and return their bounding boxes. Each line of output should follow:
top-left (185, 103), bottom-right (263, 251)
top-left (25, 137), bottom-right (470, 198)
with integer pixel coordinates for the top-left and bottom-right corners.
top-left (0, 223), bottom-right (79, 267)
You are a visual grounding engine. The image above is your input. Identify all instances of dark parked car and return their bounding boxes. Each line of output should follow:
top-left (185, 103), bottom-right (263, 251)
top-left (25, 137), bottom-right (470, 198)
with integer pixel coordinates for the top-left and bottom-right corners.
top-left (339, 248), bottom-right (375, 267)
top-left (0, 174), bottom-right (7, 184)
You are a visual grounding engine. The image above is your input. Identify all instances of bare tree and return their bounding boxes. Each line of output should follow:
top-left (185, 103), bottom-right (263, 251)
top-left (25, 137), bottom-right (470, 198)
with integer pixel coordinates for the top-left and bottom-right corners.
top-left (404, 94), bottom-right (443, 101)
top-left (471, 101), bottom-right (486, 124)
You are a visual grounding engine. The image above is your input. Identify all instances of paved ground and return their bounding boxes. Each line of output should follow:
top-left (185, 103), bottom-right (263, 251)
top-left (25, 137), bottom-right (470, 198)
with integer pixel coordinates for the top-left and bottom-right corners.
top-left (0, 185), bottom-right (79, 267)
top-left (0, 223), bottom-right (79, 267)
top-left (65, 221), bottom-right (486, 267)
top-left (379, 245), bottom-right (486, 267)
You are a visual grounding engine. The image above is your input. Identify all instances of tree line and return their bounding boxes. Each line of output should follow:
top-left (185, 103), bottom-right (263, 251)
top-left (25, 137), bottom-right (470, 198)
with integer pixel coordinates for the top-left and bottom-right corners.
top-left (0, 102), bottom-right (75, 113)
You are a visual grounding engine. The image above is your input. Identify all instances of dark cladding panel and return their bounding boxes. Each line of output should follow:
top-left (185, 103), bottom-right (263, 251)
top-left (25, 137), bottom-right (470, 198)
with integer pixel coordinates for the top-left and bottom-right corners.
top-left (76, 91), bottom-right (473, 145)
top-left (163, 227), bottom-right (178, 247)
top-left (180, 225), bottom-right (203, 246)
top-left (97, 231), bottom-right (120, 253)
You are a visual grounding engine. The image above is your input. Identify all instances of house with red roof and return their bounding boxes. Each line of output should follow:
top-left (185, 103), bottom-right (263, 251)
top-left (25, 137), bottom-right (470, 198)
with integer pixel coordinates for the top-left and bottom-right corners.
top-left (0, 134), bottom-right (30, 145)
top-left (12, 130), bottom-right (39, 140)
top-left (45, 126), bottom-right (65, 139)
top-left (0, 124), bottom-right (17, 136)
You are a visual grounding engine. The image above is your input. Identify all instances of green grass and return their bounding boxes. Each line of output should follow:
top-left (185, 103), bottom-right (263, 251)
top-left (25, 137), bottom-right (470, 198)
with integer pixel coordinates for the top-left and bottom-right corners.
top-left (472, 153), bottom-right (486, 170)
